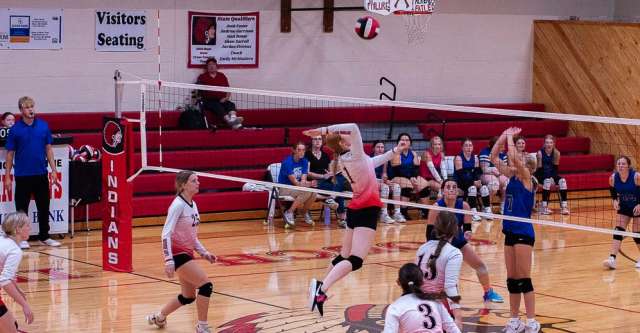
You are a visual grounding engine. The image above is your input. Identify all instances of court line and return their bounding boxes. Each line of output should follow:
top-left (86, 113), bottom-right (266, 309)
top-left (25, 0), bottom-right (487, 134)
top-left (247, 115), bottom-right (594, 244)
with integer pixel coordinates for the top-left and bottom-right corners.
top-left (34, 251), bottom-right (289, 310)
top-left (373, 262), bottom-right (640, 315)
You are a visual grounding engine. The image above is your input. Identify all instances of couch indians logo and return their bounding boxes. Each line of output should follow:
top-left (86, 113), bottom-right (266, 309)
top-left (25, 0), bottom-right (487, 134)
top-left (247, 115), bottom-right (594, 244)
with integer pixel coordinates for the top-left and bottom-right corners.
top-left (102, 119), bottom-right (124, 154)
top-left (218, 304), bottom-right (576, 333)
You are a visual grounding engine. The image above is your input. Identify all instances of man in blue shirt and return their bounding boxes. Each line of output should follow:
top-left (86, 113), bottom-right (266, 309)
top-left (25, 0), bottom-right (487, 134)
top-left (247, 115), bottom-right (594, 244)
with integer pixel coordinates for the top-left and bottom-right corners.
top-left (4, 96), bottom-right (61, 249)
top-left (277, 142), bottom-right (316, 227)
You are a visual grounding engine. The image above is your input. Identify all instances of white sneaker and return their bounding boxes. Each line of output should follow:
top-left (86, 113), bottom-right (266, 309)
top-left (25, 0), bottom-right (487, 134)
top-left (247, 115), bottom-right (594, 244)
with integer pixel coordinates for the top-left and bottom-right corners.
top-left (304, 212), bottom-right (315, 225)
top-left (380, 212), bottom-right (395, 224)
top-left (19, 241), bottom-right (30, 249)
top-left (283, 211), bottom-right (295, 228)
top-left (540, 205), bottom-right (552, 215)
top-left (324, 198), bottom-right (339, 210)
top-left (338, 219), bottom-right (347, 228)
top-left (146, 313), bottom-right (166, 328)
top-left (560, 205), bottom-right (570, 215)
top-left (524, 319), bottom-right (541, 333)
top-left (196, 324), bottom-right (212, 333)
top-left (472, 214), bottom-right (482, 222)
top-left (483, 206), bottom-right (493, 220)
top-left (392, 211), bottom-right (406, 223)
top-left (603, 256), bottom-right (616, 270)
top-left (40, 238), bottom-right (61, 247)
top-left (503, 318), bottom-right (525, 333)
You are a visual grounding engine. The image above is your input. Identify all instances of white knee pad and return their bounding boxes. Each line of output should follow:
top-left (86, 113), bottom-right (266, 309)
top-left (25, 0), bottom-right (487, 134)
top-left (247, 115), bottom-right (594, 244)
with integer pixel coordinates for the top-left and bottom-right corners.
top-left (380, 183), bottom-right (390, 198)
top-left (392, 183), bottom-right (401, 197)
top-left (559, 178), bottom-right (567, 190)
top-left (489, 180), bottom-right (500, 192)
top-left (468, 185), bottom-right (477, 197)
top-left (543, 178), bottom-right (553, 190)
top-left (480, 185), bottom-right (490, 197)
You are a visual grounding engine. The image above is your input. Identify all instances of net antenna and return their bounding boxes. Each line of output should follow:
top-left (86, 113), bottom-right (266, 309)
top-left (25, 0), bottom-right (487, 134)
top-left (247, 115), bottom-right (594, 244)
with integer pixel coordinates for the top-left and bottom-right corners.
top-left (395, 0), bottom-right (438, 44)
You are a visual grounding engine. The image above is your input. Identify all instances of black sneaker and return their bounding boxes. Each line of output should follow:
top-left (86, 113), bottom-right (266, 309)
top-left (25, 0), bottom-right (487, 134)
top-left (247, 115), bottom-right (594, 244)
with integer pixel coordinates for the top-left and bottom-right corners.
top-left (308, 279), bottom-right (326, 315)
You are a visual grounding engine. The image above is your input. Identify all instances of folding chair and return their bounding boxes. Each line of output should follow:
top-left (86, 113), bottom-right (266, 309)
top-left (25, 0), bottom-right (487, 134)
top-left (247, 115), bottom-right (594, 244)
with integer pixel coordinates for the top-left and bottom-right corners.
top-left (265, 163), bottom-right (294, 226)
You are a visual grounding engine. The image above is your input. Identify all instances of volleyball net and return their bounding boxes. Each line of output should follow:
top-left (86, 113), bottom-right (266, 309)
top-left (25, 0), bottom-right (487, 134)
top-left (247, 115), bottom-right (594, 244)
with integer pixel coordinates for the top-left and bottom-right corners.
top-left (124, 78), bottom-right (639, 238)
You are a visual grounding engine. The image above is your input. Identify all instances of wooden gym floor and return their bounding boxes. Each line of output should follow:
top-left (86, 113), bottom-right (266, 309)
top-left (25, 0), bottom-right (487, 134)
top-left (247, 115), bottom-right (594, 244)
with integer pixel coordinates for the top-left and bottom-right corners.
top-left (8, 204), bottom-right (640, 333)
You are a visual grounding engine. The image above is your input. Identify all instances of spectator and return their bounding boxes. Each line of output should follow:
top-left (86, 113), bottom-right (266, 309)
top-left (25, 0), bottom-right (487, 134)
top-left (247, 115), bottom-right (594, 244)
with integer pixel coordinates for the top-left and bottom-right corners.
top-left (196, 57), bottom-right (243, 129)
top-left (371, 140), bottom-right (404, 223)
top-left (4, 96), bottom-right (61, 249)
top-left (390, 133), bottom-right (420, 220)
top-left (1, 112), bottom-right (15, 128)
top-left (479, 136), bottom-right (509, 217)
top-left (277, 142), bottom-right (317, 227)
top-left (305, 136), bottom-right (347, 226)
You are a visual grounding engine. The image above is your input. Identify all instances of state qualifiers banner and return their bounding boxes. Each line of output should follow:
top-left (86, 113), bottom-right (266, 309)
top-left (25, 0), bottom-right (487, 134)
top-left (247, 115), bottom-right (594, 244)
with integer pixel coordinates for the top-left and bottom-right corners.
top-left (188, 11), bottom-right (259, 68)
top-left (0, 8), bottom-right (63, 49)
top-left (95, 10), bottom-right (147, 51)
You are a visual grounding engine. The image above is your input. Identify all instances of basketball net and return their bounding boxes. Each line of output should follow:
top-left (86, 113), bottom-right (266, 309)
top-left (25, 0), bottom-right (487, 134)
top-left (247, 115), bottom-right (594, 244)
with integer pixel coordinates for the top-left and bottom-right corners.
top-left (394, 0), bottom-right (438, 44)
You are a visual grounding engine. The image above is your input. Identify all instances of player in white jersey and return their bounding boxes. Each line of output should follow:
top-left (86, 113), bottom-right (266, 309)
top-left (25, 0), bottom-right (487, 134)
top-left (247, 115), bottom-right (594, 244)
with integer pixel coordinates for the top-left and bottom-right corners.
top-left (383, 263), bottom-right (461, 333)
top-left (304, 123), bottom-right (407, 316)
top-left (0, 212), bottom-right (34, 333)
top-left (416, 210), bottom-right (463, 329)
top-left (147, 171), bottom-right (216, 333)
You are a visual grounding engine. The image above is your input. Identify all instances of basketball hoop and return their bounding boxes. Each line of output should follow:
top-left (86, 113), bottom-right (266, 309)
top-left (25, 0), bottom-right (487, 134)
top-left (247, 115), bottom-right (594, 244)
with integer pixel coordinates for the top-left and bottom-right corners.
top-left (394, 0), bottom-right (438, 44)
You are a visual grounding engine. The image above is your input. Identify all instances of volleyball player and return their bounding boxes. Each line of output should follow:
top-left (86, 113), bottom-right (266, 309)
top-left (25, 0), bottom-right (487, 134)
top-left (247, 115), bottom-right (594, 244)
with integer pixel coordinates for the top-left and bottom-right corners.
top-left (536, 135), bottom-right (570, 215)
top-left (391, 133), bottom-right (421, 220)
top-left (372, 140), bottom-right (404, 223)
top-left (479, 136), bottom-right (509, 216)
top-left (0, 212), bottom-right (34, 333)
top-left (419, 135), bottom-right (447, 200)
top-left (383, 263), bottom-right (461, 333)
top-left (602, 156), bottom-right (640, 269)
top-left (454, 138), bottom-right (489, 222)
top-left (426, 180), bottom-right (504, 304)
top-left (490, 127), bottom-right (540, 333)
top-left (147, 171), bottom-right (216, 333)
top-left (303, 123), bottom-right (406, 316)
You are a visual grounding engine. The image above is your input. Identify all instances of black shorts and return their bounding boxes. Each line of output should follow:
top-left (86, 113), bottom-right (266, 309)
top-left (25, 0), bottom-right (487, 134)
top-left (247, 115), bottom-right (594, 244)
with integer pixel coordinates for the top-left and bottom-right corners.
top-left (618, 207), bottom-right (640, 218)
top-left (346, 206), bottom-right (381, 230)
top-left (173, 253), bottom-right (193, 270)
top-left (504, 232), bottom-right (535, 247)
top-left (0, 304), bottom-right (6, 318)
top-left (535, 171), bottom-right (562, 185)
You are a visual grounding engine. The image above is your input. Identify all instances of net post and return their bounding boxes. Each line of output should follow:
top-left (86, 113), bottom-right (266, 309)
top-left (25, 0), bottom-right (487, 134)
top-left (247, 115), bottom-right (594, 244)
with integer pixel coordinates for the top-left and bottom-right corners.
top-left (114, 70), bottom-right (123, 118)
top-left (139, 83), bottom-right (148, 168)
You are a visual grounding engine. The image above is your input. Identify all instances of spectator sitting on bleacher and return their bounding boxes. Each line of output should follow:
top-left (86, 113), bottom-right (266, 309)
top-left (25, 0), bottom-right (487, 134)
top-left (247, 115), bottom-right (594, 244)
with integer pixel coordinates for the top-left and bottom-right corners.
top-left (278, 141), bottom-right (317, 226)
top-left (372, 140), bottom-right (405, 223)
top-left (305, 136), bottom-right (347, 224)
top-left (1, 112), bottom-right (15, 128)
top-left (196, 57), bottom-right (243, 130)
top-left (390, 133), bottom-right (421, 220)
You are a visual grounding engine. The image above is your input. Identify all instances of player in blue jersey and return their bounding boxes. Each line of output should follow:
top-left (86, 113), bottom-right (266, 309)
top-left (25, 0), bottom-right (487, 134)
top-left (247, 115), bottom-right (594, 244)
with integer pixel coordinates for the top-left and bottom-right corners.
top-left (535, 135), bottom-right (570, 215)
top-left (490, 127), bottom-right (540, 333)
top-left (454, 139), bottom-right (490, 222)
top-left (390, 133), bottom-right (421, 220)
top-left (602, 156), bottom-right (640, 270)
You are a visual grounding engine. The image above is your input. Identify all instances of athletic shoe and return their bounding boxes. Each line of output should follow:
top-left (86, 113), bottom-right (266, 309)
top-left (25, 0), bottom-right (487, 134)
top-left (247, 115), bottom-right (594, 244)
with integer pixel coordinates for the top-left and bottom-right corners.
top-left (40, 238), bottom-right (61, 247)
top-left (503, 318), bottom-right (525, 333)
top-left (603, 256), bottom-right (616, 270)
top-left (540, 206), bottom-right (552, 215)
top-left (472, 214), bottom-right (482, 222)
top-left (392, 211), bottom-right (406, 223)
top-left (146, 313), bottom-right (166, 328)
top-left (324, 198), bottom-right (339, 210)
top-left (19, 241), bottom-right (30, 249)
top-left (380, 212), bottom-right (395, 224)
top-left (196, 324), bottom-right (212, 333)
top-left (338, 219), bottom-right (347, 228)
top-left (283, 211), bottom-right (295, 228)
top-left (483, 288), bottom-right (504, 303)
top-left (524, 319), bottom-right (541, 333)
top-left (308, 279), bottom-right (327, 316)
top-left (560, 205), bottom-right (570, 215)
top-left (483, 206), bottom-right (494, 221)
top-left (304, 212), bottom-right (315, 225)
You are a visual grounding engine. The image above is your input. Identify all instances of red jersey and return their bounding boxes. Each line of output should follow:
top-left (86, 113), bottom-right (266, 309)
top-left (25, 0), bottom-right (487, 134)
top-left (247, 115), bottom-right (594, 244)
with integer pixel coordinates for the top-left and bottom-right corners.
top-left (419, 150), bottom-right (444, 180)
top-left (196, 72), bottom-right (229, 100)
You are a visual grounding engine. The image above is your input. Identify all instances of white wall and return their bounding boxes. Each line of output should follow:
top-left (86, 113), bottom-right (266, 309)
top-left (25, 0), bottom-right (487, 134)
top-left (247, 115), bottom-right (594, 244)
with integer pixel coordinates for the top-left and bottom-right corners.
top-left (614, 0), bottom-right (640, 21)
top-left (0, 0), bottom-right (614, 113)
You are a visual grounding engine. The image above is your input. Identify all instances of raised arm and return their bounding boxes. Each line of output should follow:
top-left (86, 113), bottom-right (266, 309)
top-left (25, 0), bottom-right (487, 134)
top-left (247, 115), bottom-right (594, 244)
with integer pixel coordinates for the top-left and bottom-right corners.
top-left (372, 140), bottom-right (407, 168)
top-left (490, 132), bottom-right (513, 177)
top-left (303, 123), bottom-right (364, 158)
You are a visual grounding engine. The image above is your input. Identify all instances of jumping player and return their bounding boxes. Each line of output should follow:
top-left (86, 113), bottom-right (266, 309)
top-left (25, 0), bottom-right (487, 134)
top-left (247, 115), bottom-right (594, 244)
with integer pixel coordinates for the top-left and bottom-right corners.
top-left (535, 135), bottom-right (570, 215)
top-left (303, 123), bottom-right (406, 316)
top-left (147, 171), bottom-right (216, 333)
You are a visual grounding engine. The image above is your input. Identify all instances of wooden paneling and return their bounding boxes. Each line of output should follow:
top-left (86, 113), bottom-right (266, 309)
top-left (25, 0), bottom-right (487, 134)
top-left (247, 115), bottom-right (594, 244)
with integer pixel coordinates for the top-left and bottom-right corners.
top-left (533, 20), bottom-right (640, 163)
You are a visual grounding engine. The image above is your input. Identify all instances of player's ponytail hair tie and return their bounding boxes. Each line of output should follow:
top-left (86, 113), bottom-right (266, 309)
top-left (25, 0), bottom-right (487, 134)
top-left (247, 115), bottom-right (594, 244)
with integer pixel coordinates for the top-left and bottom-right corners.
top-left (408, 281), bottom-right (414, 286)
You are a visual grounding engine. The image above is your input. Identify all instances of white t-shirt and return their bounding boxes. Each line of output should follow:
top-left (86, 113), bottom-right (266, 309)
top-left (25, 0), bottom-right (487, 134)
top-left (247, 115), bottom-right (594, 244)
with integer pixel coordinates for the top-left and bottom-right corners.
top-left (415, 240), bottom-right (462, 298)
top-left (0, 236), bottom-right (22, 288)
top-left (383, 294), bottom-right (461, 333)
top-left (161, 195), bottom-right (207, 262)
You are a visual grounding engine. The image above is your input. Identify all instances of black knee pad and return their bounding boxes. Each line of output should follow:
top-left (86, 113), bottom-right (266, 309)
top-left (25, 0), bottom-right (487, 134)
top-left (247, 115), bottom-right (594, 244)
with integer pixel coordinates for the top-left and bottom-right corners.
top-left (418, 187), bottom-right (431, 198)
top-left (614, 226), bottom-right (625, 241)
top-left (331, 255), bottom-right (345, 266)
top-left (347, 255), bottom-right (364, 271)
top-left (519, 278), bottom-right (534, 293)
top-left (177, 294), bottom-right (195, 305)
top-left (198, 282), bottom-right (214, 298)
top-left (400, 188), bottom-right (413, 198)
top-left (506, 278), bottom-right (520, 294)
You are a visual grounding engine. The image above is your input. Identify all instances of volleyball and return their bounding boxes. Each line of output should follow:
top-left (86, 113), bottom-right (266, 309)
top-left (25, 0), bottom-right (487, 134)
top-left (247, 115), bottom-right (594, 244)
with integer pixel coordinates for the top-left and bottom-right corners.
top-left (72, 153), bottom-right (87, 162)
top-left (355, 16), bottom-right (380, 40)
top-left (68, 145), bottom-right (76, 159)
top-left (78, 144), bottom-right (96, 159)
top-left (90, 149), bottom-right (102, 162)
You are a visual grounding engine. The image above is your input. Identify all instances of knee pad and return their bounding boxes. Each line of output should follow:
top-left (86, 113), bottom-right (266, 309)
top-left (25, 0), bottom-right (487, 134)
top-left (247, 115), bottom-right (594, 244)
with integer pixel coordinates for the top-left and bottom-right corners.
top-left (467, 185), bottom-right (477, 197)
top-left (543, 178), bottom-right (553, 190)
top-left (558, 178), bottom-right (567, 190)
top-left (475, 263), bottom-right (488, 276)
top-left (401, 188), bottom-right (413, 198)
top-left (614, 226), bottom-right (625, 241)
top-left (480, 185), bottom-right (490, 197)
top-left (418, 187), bottom-right (431, 198)
top-left (519, 278), bottom-right (534, 293)
top-left (507, 278), bottom-right (520, 294)
top-left (489, 180), bottom-right (500, 192)
top-left (392, 183), bottom-right (402, 197)
top-left (198, 282), bottom-right (214, 298)
top-left (177, 294), bottom-right (195, 305)
top-left (347, 255), bottom-right (364, 271)
top-left (331, 254), bottom-right (345, 266)
top-left (380, 183), bottom-right (390, 198)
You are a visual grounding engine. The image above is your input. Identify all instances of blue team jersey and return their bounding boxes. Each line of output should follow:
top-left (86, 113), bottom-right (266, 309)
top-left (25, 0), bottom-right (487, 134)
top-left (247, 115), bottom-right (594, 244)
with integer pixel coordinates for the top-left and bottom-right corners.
top-left (396, 150), bottom-right (416, 178)
top-left (540, 149), bottom-right (557, 179)
top-left (5, 118), bottom-right (53, 176)
top-left (277, 155), bottom-right (309, 185)
top-left (479, 147), bottom-right (506, 168)
top-left (502, 176), bottom-right (535, 238)
top-left (436, 198), bottom-right (466, 247)
top-left (614, 170), bottom-right (639, 210)
top-left (456, 153), bottom-right (477, 182)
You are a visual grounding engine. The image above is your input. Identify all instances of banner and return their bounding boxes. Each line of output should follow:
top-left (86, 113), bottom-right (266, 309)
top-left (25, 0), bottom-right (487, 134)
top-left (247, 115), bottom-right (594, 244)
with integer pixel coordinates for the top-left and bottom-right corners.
top-left (0, 145), bottom-right (69, 235)
top-left (365, 0), bottom-right (435, 15)
top-left (188, 11), bottom-right (259, 68)
top-left (102, 118), bottom-right (132, 272)
top-left (95, 10), bottom-right (146, 51)
top-left (0, 8), bottom-right (63, 49)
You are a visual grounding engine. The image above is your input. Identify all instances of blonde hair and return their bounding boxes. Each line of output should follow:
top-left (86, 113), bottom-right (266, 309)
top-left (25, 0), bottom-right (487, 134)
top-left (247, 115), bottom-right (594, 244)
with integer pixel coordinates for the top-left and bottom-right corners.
top-left (175, 170), bottom-right (196, 194)
top-left (525, 154), bottom-right (537, 172)
top-left (325, 133), bottom-right (345, 184)
top-left (3, 212), bottom-right (30, 237)
top-left (18, 96), bottom-right (34, 110)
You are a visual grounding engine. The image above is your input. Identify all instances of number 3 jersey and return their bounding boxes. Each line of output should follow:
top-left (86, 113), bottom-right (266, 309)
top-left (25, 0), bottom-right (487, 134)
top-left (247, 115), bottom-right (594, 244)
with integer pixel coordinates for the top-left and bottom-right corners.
top-left (383, 294), bottom-right (460, 333)
top-left (161, 195), bottom-right (207, 261)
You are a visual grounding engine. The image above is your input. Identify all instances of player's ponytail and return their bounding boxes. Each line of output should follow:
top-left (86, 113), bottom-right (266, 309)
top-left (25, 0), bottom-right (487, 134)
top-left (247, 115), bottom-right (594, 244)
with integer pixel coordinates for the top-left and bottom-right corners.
top-left (326, 133), bottom-right (344, 184)
top-left (426, 211), bottom-right (459, 280)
